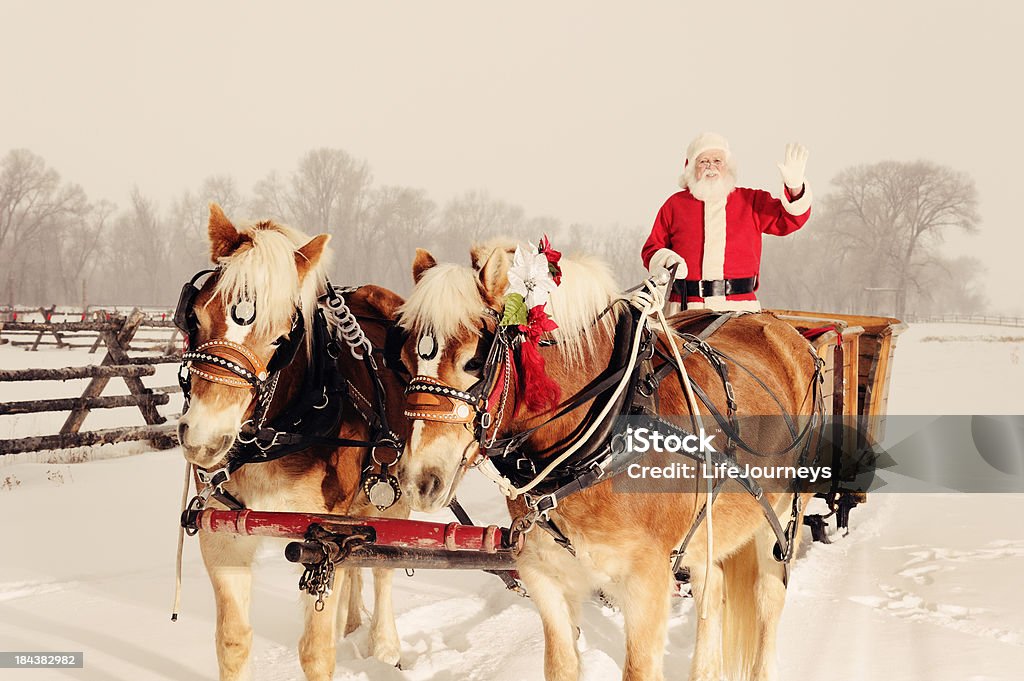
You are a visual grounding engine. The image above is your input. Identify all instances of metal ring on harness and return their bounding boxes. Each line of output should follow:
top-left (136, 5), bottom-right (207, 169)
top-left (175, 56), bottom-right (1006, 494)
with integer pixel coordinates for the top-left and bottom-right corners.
top-left (237, 420), bottom-right (259, 444)
top-left (312, 389), bottom-right (329, 410)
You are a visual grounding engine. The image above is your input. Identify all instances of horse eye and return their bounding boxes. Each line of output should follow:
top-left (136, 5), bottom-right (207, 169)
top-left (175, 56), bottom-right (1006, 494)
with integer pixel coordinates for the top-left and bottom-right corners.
top-left (464, 357), bottom-right (484, 374)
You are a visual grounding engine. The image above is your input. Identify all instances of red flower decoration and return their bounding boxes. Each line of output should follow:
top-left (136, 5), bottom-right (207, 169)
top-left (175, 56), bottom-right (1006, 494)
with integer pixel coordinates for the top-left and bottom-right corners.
top-left (539, 234), bottom-right (562, 285)
top-left (519, 304), bottom-right (559, 344)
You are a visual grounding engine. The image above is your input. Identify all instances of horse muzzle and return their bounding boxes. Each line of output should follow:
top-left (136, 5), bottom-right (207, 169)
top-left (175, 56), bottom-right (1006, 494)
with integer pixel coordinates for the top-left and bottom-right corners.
top-left (177, 409), bottom-right (239, 469)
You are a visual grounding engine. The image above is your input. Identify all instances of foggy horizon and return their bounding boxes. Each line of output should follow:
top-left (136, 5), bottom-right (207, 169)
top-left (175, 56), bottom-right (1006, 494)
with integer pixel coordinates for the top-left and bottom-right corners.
top-left (3, 1), bottom-right (1021, 313)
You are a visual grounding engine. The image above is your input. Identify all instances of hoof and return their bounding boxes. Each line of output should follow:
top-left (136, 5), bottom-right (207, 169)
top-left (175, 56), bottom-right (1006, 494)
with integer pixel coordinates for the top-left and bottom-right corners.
top-left (371, 641), bottom-right (401, 667)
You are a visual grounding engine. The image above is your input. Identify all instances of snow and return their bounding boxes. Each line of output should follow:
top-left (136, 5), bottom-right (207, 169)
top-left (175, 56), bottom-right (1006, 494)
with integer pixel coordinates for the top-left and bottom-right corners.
top-left (1, 323), bottom-right (1022, 680)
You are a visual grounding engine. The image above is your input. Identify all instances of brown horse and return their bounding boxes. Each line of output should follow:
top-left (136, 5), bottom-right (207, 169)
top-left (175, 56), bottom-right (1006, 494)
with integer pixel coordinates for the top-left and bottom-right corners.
top-left (176, 205), bottom-right (410, 681)
top-left (396, 242), bottom-right (821, 681)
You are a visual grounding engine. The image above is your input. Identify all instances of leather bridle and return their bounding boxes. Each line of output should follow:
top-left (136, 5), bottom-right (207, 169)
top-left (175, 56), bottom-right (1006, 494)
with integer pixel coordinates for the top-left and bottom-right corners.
top-left (403, 315), bottom-right (517, 451)
top-left (174, 268), bottom-right (305, 414)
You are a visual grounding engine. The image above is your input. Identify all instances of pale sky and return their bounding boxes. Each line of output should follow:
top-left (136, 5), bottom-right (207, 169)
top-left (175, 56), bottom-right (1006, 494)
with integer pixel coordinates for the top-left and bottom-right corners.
top-left (4, 1), bottom-right (1022, 312)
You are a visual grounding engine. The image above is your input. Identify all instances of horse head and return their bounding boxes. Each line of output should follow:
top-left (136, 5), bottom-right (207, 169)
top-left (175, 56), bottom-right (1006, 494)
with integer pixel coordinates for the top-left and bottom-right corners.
top-left (397, 239), bottom-right (619, 512)
top-left (176, 204), bottom-right (330, 470)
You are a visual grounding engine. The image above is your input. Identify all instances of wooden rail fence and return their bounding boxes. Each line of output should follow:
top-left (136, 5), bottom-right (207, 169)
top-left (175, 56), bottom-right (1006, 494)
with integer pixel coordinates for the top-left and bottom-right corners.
top-left (0, 305), bottom-right (179, 352)
top-left (905, 313), bottom-right (1024, 328)
top-left (0, 310), bottom-right (182, 455)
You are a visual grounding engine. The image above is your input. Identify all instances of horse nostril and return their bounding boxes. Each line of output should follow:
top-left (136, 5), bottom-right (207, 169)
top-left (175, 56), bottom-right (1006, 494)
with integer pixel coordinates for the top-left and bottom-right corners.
top-left (177, 422), bottom-right (189, 447)
top-left (418, 470), bottom-right (443, 500)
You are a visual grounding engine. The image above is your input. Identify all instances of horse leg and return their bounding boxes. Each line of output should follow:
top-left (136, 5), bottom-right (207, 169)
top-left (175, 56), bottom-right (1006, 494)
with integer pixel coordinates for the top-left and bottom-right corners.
top-left (517, 538), bottom-right (582, 681)
top-left (298, 568), bottom-right (345, 681)
top-left (369, 567), bottom-right (402, 666)
top-left (200, 532), bottom-right (260, 681)
top-left (329, 568), bottom-right (371, 665)
top-left (336, 567), bottom-right (363, 637)
top-left (687, 559), bottom-right (725, 681)
top-left (619, 559), bottom-right (672, 681)
top-left (747, 494), bottom-right (808, 681)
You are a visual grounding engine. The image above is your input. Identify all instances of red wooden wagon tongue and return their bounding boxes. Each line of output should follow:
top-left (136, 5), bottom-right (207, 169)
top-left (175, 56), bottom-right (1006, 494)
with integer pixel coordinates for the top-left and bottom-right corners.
top-left (182, 507), bottom-right (519, 610)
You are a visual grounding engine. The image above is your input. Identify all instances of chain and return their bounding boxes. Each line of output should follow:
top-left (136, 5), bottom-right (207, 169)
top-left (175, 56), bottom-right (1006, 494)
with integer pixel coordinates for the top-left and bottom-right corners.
top-left (298, 551), bottom-right (336, 612)
top-left (325, 286), bottom-right (373, 360)
top-left (295, 525), bottom-right (372, 610)
top-left (254, 372), bottom-right (280, 429)
top-left (482, 346), bottom-right (512, 450)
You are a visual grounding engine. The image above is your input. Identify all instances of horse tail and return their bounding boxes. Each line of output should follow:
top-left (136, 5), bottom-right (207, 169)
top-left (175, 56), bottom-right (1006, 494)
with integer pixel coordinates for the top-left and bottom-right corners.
top-left (721, 537), bottom-right (760, 681)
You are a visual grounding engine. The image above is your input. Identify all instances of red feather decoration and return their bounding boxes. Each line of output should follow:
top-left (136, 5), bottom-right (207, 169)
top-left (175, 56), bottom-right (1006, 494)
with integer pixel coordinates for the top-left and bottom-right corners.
top-left (518, 339), bottom-right (561, 413)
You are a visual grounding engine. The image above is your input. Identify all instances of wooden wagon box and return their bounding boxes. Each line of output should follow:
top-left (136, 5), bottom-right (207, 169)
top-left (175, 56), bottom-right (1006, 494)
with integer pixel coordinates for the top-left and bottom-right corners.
top-left (771, 310), bottom-right (906, 452)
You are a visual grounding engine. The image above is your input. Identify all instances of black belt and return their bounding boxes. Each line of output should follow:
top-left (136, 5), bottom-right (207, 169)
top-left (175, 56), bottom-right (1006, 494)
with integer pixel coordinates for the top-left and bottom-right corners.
top-left (673, 276), bottom-right (757, 299)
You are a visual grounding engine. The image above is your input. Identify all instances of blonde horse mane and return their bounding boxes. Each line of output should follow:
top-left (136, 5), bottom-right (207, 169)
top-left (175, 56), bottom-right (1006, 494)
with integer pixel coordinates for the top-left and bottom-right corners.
top-left (211, 220), bottom-right (329, 349)
top-left (398, 240), bottom-right (622, 367)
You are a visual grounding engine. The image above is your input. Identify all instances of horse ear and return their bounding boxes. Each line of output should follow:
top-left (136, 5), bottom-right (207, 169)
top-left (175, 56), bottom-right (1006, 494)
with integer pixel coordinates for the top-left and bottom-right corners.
top-left (208, 203), bottom-right (243, 262)
top-left (476, 247), bottom-right (510, 306)
top-left (295, 234), bottom-right (331, 280)
top-left (412, 248), bottom-right (437, 284)
top-left (471, 238), bottom-right (517, 272)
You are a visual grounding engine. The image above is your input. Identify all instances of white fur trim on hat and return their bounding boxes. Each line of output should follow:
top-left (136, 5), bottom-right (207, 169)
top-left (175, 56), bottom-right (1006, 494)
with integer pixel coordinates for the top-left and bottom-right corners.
top-left (780, 181), bottom-right (813, 216)
top-left (686, 132), bottom-right (731, 166)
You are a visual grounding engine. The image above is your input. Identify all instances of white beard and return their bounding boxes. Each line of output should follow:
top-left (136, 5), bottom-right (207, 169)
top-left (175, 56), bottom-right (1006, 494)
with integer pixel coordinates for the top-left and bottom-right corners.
top-left (688, 173), bottom-right (736, 203)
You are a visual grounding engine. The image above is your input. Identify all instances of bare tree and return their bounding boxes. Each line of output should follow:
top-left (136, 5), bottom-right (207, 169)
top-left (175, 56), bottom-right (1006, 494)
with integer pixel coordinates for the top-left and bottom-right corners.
top-left (437, 190), bottom-right (525, 260)
top-left (289, 149), bottom-right (372, 236)
top-left (169, 174), bottom-right (244, 280)
top-left (54, 199), bottom-right (115, 302)
top-left (99, 188), bottom-right (170, 304)
top-left (249, 149), bottom-right (372, 279)
top-left (0, 149), bottom-right (88, 302)
top-left (828, 161), bottom-right (979, 316)
top-left (360, 185), bottom-right (437, 292)
top-left (249, 170), bottom-right (291, 224)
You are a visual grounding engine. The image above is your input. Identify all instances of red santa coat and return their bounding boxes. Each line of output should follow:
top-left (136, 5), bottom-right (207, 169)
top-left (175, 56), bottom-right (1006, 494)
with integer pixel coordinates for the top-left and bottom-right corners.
top-left (641, 186), bottom-right (812, 310)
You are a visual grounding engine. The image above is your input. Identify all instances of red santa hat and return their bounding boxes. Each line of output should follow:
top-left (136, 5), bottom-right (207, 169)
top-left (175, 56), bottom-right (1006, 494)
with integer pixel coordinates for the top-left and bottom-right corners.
top-left (686, 132), bottom-right (731, 167)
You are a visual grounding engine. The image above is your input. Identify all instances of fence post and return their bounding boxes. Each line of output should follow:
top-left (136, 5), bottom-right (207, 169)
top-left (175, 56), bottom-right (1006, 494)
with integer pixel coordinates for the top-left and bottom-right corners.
top-left (60, 309), bottom-right (166, 435)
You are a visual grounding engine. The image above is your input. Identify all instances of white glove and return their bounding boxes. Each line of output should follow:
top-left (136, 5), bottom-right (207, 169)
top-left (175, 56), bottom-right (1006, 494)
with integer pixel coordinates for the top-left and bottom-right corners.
top-left (648, 247), bottom-right (688, 279)
top-left (777, 143), bottom-right (809, 190)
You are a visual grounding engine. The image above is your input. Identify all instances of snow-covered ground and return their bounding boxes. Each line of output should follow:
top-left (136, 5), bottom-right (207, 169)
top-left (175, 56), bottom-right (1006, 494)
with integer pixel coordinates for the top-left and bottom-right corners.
top-left (0, 323), bottom-right (1022, 680)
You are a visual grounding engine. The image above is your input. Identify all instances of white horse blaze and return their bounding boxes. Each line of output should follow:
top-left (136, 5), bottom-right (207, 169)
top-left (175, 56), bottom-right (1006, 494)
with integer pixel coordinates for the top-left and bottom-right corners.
top-left (177, 307), bottom-right (256, 467)
top-left (404, 335), bottom-right (475, 511)
top-left (224, 311), bottom-right (252, 344)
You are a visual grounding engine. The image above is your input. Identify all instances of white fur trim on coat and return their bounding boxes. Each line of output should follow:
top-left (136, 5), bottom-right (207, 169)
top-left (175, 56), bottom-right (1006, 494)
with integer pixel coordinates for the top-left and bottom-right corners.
top-left (684, 298), bottom-right (762, 312)
top-left (700, 198), bottom-right (728, 281)
top-left (780, 181), bottom-right (812, 216)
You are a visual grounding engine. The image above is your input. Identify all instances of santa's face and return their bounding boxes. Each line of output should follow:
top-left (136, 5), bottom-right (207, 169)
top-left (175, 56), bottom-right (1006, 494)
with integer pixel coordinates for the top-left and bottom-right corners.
top-left (689, 149), bottom-right (736, 202)
top-left (694, 150), bottom-right (728, 181)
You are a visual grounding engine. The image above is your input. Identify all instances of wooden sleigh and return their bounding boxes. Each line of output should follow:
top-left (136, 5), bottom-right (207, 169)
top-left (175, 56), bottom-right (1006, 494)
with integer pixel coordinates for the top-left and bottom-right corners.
top-left (771, 310), bottom-right (906, 538)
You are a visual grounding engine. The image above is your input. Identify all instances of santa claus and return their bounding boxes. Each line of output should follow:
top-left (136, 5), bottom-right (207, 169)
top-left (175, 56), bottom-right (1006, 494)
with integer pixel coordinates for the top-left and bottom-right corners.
top-left (641, 132), bottom-right (811, 312)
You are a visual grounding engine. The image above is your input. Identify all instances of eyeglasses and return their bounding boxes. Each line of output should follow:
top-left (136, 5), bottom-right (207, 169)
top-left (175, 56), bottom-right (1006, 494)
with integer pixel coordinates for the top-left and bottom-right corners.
top-left (697, 158), bottom-right (725, 169)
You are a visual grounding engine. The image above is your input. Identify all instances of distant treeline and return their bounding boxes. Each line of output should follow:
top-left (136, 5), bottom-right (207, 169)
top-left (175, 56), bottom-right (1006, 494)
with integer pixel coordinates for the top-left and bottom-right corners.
top-left (0, 148), bottom-right (982, 317)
